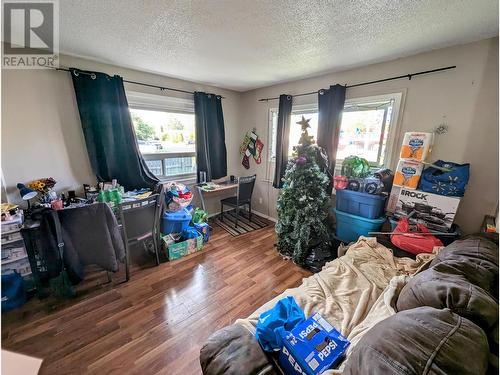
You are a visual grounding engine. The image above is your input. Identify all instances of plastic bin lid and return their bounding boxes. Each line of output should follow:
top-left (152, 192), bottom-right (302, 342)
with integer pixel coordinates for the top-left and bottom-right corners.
top-left (336, 189), bottom-right (387, 201)
top-left (333, 209), bottom-right (386, 223)
top-left (163, 208), bottom-right (192, 220)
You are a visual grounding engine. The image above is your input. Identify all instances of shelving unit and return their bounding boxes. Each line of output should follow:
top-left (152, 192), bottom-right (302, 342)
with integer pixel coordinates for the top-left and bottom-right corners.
top-left (1, 213), bottom-right (35, 292)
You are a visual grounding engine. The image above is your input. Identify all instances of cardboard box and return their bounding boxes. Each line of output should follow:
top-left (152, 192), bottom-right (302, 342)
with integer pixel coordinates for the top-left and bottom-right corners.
top-left (388, 187), bottom-right (461, 231)
top-left (278, 313), bottom-right (349, 375)
top-left (194, 222), bottom-right (210, 243)
top-left (163, 235), bottom-right (203, 261)
top-left (400, 132), bottom-right (434, 161)
top-left (393, 159), bottom-right (423, 189)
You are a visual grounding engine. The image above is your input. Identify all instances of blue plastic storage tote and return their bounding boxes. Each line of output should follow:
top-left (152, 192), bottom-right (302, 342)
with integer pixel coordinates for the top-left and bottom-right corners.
top-left (335, 189), bottom-right (386, 219)
top-left (161, 208), bottom-right (192, 235)
top-left (334, 209), bottom-right (386, 243)
top-left (1, 272), bottom-right (26, 311)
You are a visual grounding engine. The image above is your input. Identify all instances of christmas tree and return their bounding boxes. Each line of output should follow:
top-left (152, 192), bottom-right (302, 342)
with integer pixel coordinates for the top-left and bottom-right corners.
top-left (275, 116), bottom-right (331, 265)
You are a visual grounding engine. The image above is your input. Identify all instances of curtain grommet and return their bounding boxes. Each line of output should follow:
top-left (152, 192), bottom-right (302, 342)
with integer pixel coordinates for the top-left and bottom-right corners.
top-left (90, 73), bottom-right (96, 80)
top-left (73, 70), bottom-right (79, 77)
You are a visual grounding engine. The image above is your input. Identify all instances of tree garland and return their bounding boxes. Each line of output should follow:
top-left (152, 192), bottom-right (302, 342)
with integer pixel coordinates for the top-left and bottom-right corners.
top-left (275, 116), bottom-right (331, 265)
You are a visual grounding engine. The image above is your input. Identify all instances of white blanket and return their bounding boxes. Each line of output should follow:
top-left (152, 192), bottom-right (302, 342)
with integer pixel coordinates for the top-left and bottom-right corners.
top-left (236, 237), bottom-right (439, 372)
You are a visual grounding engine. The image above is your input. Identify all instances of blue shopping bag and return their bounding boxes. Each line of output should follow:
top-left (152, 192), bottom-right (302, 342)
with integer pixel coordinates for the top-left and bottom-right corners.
top-left (418, 160), bottom-right (470, 197)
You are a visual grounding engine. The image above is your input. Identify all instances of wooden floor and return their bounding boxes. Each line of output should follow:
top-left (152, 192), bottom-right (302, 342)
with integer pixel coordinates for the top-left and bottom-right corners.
top-left (2, 224), bottom-right (311, 374)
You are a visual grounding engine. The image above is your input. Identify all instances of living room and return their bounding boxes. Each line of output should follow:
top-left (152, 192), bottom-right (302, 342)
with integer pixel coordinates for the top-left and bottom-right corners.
top-left (1, 1), bottom-right (499, 374)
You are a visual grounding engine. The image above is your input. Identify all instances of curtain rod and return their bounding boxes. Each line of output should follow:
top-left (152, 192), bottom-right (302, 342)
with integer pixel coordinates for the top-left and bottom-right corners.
top-left (257, 65), bottom-right (456, 102)
top-left (55, 67), bottom-right (226, 99)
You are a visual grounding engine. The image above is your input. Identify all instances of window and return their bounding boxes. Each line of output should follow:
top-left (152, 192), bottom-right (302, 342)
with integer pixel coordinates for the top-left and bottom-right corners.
top-left (269, 105), bottom-right (319, 160)
top-left (337, 100), bottom-right (394, 166)
top-left (127, 91), bottom-right (196, 180)
top-left (268, 93), bottom-right (402, 171)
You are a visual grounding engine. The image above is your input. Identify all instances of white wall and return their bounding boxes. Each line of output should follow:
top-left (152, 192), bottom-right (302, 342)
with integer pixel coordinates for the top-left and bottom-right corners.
top-left (1, 54), bottom-right (243, 214)
top-left (238, 38), bottom-right (499, 234)
top-left (2, 39), bottom-right (498, 233)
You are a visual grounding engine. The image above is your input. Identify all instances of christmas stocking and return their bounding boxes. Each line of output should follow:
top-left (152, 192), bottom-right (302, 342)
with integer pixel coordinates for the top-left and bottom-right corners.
top-left (254, 138), bottom-right (264, 164)
top-left (242, 154), bottom-right (250, 169)
top-left (247, 138), bottom-right (257, 156)
top-left (240, 133), bottom-right (251, 155)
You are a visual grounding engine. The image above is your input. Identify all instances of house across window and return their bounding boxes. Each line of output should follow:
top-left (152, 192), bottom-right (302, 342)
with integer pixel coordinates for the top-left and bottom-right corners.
top-left (129, 108), bottom-right (196, 180)
top-left (268, 93), bottom-right (401, 172)
top-left (338, 100), bottom-right (394, 166)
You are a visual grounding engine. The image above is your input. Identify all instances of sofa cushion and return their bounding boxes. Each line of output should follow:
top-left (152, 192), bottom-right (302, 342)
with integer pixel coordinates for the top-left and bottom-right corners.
top-left (200, 324), bottom-right (277, 375)
top-left (430, 236), bottom-right (499, 268)
top-left (429, 260), bottom-right (497, 301)
top-left (343, 307), bottom-right (489, 375)
top-left (429, 236), bottom-right (499, 299)
top-left (396, 266), bottom-right (498, 333)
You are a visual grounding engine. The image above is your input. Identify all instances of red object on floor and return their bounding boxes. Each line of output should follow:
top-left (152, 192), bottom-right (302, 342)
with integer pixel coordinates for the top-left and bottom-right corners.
top-left (390, 218), bottom-right (443, 254)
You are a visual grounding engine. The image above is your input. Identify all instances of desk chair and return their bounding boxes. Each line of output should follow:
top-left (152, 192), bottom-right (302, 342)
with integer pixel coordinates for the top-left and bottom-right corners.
top-left (117, 193), bottom-right (161, 281)
top-left (220, 175), bottom-right (256, 228)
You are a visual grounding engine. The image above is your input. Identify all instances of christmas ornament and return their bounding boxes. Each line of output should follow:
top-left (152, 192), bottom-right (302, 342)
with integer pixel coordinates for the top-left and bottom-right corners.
top-left (296, 156), bottom-right (307, 166)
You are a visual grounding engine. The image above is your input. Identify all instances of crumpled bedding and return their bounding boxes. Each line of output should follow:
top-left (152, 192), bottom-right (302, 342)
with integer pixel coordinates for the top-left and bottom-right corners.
top-left (236, 237), bottom-right (440, 370)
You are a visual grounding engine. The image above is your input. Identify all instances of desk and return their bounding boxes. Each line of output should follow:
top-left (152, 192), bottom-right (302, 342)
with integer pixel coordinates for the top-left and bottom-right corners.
top-left (196, 181), bottom-right (238, 211)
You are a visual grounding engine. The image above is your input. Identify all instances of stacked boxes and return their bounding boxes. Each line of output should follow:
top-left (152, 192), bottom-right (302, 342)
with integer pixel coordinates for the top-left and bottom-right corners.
top-left (388, 132), bottom-right (461, 231)
top-left (334, 189), bottom-right (387, 243)
top-left (393, 132), bottom-right (434, 190)
top-left (1, 213), bottom-right (34, 294)
top-left (160, 205), bottom-right (207, 261)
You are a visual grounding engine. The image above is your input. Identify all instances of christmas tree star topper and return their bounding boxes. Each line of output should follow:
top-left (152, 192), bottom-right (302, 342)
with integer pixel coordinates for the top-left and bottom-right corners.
top-left (296, 115), bottom-right (311, 131)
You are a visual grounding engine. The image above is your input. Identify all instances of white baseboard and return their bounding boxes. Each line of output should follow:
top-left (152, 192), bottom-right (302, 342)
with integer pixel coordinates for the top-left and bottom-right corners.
top-left (252, 210), bottom-right (277, 222)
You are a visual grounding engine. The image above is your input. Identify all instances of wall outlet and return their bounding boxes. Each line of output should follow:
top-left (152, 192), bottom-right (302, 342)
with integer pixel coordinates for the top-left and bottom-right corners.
top-left (259, 197), bottom-right (263, 204)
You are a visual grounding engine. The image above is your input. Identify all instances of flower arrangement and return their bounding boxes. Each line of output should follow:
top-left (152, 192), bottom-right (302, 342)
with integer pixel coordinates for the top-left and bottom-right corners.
top-left (27, 177), bottom-right (56, 193)
top-left (27, 177), bottom-right (57, 203)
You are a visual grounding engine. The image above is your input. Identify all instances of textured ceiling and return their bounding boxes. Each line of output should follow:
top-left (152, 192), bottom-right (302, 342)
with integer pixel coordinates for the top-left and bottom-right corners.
top-left (58, 0), bottom-right (499, 91)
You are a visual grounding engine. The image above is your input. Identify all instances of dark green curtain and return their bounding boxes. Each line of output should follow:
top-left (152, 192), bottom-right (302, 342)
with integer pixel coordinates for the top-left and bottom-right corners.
top-left (318, 84), bottom-right (346, 173)
top-left (272, 94), bottom-right (293, 188)
top-left (71, 68), bottom-right (158, 191)
top-left (194, 92), bottom-right (227, 182)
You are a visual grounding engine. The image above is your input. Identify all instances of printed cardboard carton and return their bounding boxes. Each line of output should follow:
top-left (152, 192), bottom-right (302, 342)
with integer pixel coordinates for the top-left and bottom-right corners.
top-left (278, 313), bottom-right (349, 375)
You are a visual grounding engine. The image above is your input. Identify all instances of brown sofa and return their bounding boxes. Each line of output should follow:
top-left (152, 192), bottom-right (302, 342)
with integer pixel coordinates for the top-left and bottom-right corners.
top-left (200, 235), bottom-right (498, 374)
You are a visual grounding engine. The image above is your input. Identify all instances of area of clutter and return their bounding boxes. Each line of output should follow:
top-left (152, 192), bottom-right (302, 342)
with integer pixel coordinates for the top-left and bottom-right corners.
top-left (0, 178), bottom-right (212, 312)
top-left (161, 182), bottom-right (210, 260)
top-left (86, 180), bottom-right (212, 261)
top-left (332, 131), bottom-right (470, 257)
